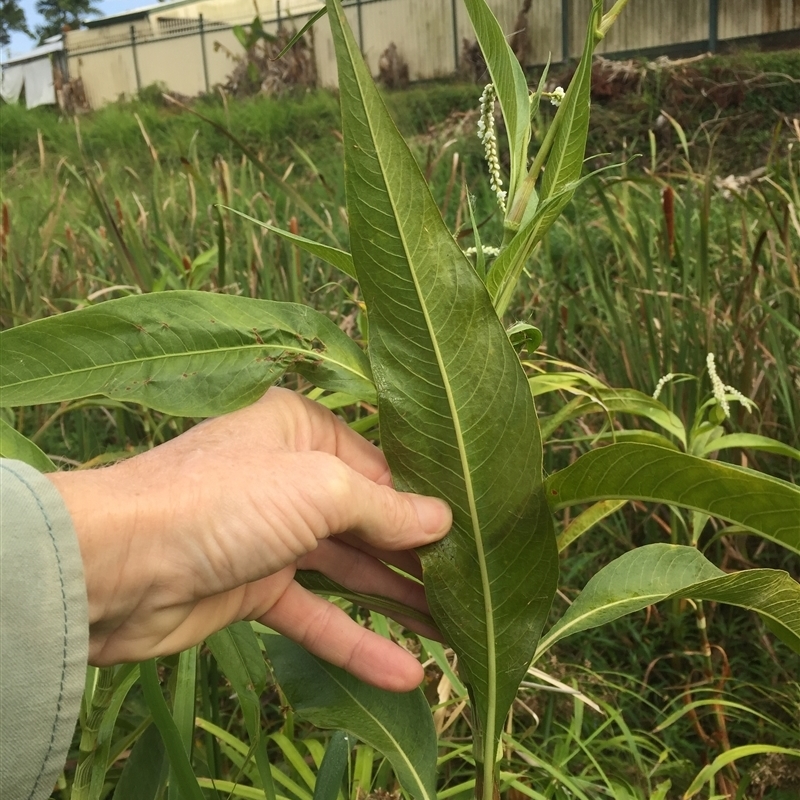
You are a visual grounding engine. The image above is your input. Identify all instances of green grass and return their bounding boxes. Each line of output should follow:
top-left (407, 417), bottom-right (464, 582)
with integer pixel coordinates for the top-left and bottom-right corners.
top-left (0, 83), bottom-right (481, 173)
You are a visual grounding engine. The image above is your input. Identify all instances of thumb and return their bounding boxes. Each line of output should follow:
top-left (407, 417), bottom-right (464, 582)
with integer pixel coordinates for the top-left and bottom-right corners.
top-left (311, 454), bottom-right (452, 550)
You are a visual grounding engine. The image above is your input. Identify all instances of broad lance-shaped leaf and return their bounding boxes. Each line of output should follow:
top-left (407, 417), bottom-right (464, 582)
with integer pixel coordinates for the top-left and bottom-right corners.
top-left (563, 387), bottom-right (686, 446)
top-left (326, 0), bottom-right (559, 788)
top-left (0, 291), bottom-right (375, 416)
top-left (535, 544), bottom-right (800, 659)
top-left (0, 417), bottom-right (56, 472)
top-left (263, 634), bottom-right (438, 800)
top-left (546, 443), bottom-right (800, 554)
top-left (697, 432), bottom-right (800, 462)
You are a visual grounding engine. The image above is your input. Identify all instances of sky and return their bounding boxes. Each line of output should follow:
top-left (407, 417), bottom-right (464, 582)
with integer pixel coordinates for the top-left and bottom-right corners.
top-left (5, 0), bottom-right (143, 58)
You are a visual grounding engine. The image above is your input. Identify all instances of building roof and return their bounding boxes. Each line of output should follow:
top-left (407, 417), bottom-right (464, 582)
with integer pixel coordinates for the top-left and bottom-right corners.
top-left (1, 37), bottom-right (64, 67)
top-left (83, 0), bottom-right (203, 28)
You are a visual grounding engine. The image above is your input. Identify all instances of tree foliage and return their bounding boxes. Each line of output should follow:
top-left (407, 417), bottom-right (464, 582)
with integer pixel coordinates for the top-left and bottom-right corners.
top-left (34, 0), bottom-right (100, 43)
top-left (0, 0), bottom-right (31, 48)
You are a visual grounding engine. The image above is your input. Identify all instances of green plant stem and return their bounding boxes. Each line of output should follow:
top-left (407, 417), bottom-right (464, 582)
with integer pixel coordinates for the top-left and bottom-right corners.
top-left (72, 667), bottom-right (115, 800)
top-left (504, 112), bottom-right (558, 236)
top-left (693, 599), bottom-right (737, 785)
top-left (599, 0), bottom-right (633, 37)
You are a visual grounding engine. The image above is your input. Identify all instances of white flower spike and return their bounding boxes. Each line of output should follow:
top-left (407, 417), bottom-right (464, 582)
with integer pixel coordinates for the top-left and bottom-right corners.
top-left (549, 86), bottom-right (566, 107)
top-left (652, 372), bottom-right (675, 401)
top-left (707, 353), bottom-right (730, 418)
top-left (464, 245), bottom-right (501, 258)
top-left (478, 83), bottom-right (507, 213)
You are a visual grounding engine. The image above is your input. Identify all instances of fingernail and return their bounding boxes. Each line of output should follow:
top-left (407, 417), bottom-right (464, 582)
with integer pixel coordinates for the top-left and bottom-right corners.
top-left (410, 495), bottom-right (452, 537)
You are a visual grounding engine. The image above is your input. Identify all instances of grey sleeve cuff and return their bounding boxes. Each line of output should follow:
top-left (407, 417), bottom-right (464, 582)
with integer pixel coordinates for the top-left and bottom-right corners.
top-left (1, 459), bottom-right (89, 800)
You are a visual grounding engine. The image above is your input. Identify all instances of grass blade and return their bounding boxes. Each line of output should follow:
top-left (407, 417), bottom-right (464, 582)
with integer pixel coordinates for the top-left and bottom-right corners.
top-left (139, 659), bottom-right (204, 800)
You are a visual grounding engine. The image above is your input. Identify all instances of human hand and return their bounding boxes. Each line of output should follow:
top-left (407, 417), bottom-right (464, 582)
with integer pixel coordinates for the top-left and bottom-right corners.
top-left (47, 388), bottom-right (451, 691)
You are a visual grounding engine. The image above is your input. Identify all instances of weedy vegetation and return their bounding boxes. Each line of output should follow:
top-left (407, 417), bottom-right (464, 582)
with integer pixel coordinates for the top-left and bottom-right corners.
top-left (1, 0), bottom-right (799, 798)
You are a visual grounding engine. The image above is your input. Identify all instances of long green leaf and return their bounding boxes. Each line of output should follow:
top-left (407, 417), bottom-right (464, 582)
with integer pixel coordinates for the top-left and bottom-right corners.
top-left (0, 291), bottom-right (375, 415)
top-left (89, 665), bottom-right (140, 800)
top-left (697, 432), bottom-right (800, 462)
top-left (139, 659), bottom-right (204, 800)
top-left (263, 633), bottom-right (437, 800)
top-left (535, 545), bottom-right (721, 657)
top-left (274, 6), bottom-right (328, 60)
top-left (546, 443), bottom-right (800, 554)
top-left (537, 2), bottom-right (602, 202)
top-left (488, 180), bottom-right (583, 314)
top-left (535, 544), bottom-right (800, 659)
top-left (687, 570), bottom-right (800, 653)
top-left (462, 0), bottom-right (531, 204)
top-left (566, 388), bottom-right (687, 447)
top-left (313, 731), bottom-right (352, 800)
top-left (195, 780), bottom-right (265, 800)
top-left (112, 723), bottom-right (167, 800)
top-left (169, 646), bottom-right (198, 800)
top-left (683, 745), bottom-right (800, 798)
top-left (224, 208), bottom-right (357, 279)
top-left (536, 386), bottom-right (687, 446)
top-left (206, 622), bottom-right (276, 799)
top-left (557, 499), bottom-right (627, 552)
top-left (0, 417), bottom-right (56, 472)
top-left (528, 371), bottom-right (605, 397)
top-left (326, 0), bottom-right (559, 790)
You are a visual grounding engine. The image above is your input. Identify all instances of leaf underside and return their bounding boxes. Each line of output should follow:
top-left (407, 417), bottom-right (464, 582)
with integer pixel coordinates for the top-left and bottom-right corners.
top-left (0, 291), bottom-right (375, 416)
top-left (537, 544), bottom-right (800, 658)
top-left (327, 0), bottom-right (558, 774)
top-left (263, 633), bottom-right (438, 800)
top-left (546, 443), bottom-right (800, 554)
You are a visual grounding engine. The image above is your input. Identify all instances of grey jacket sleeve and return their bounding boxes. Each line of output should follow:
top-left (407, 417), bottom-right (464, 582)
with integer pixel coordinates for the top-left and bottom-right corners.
top-left (1, 460), bottom-right (88, 800)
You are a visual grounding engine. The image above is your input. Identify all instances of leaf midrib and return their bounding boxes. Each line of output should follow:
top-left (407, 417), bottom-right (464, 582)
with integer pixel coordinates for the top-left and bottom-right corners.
top-left (1, 342), bottom-right (368, 396)
top-left (536, 571), bottom-right (800, 659)
top-left (341, 20), bottom-right (498, 769)
top-left (328, 669), bottom-right (432, 800)
top-left (535, 591), bottom-right (668, 658)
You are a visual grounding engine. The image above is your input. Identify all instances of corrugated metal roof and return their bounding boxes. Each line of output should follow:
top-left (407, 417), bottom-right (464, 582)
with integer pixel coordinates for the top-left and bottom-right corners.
top-left (84, 0), bottom-right (203, 28)
top-left (1, 37), bottom-right (64, 66)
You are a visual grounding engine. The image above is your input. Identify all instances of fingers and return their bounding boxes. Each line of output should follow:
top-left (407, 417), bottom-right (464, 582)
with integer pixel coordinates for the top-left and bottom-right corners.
top-left (260, 581), bottom-right (425, 692)
top-left (265, 388), bottom-right (393, 485)
top-left (312, 456), bottom-right (452, 550)
top-left (298, 539), bottom-right (429, 617)
top-left (297, 540), bottom-right (440, 640)
top-left (335, 532), bottom-right (424, 580)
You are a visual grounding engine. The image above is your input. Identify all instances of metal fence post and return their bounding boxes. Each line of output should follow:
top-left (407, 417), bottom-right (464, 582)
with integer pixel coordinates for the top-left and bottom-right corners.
top-left (708, 0), bottom-right (719, 52)
top-left (356, 0), bottom-right (364, 53)
top-left (199, 13), bottom-right (210, 93)
top-left (277, 0), bottom-right (282, 31)
top-left (129, 25), bottom-right (142, 92)
top-left (451, 0), bottom-right (459, 73)
top-left (561, 0), bottom-right (569, 62)
top-left (61, 43), bottom-right (70, 81)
